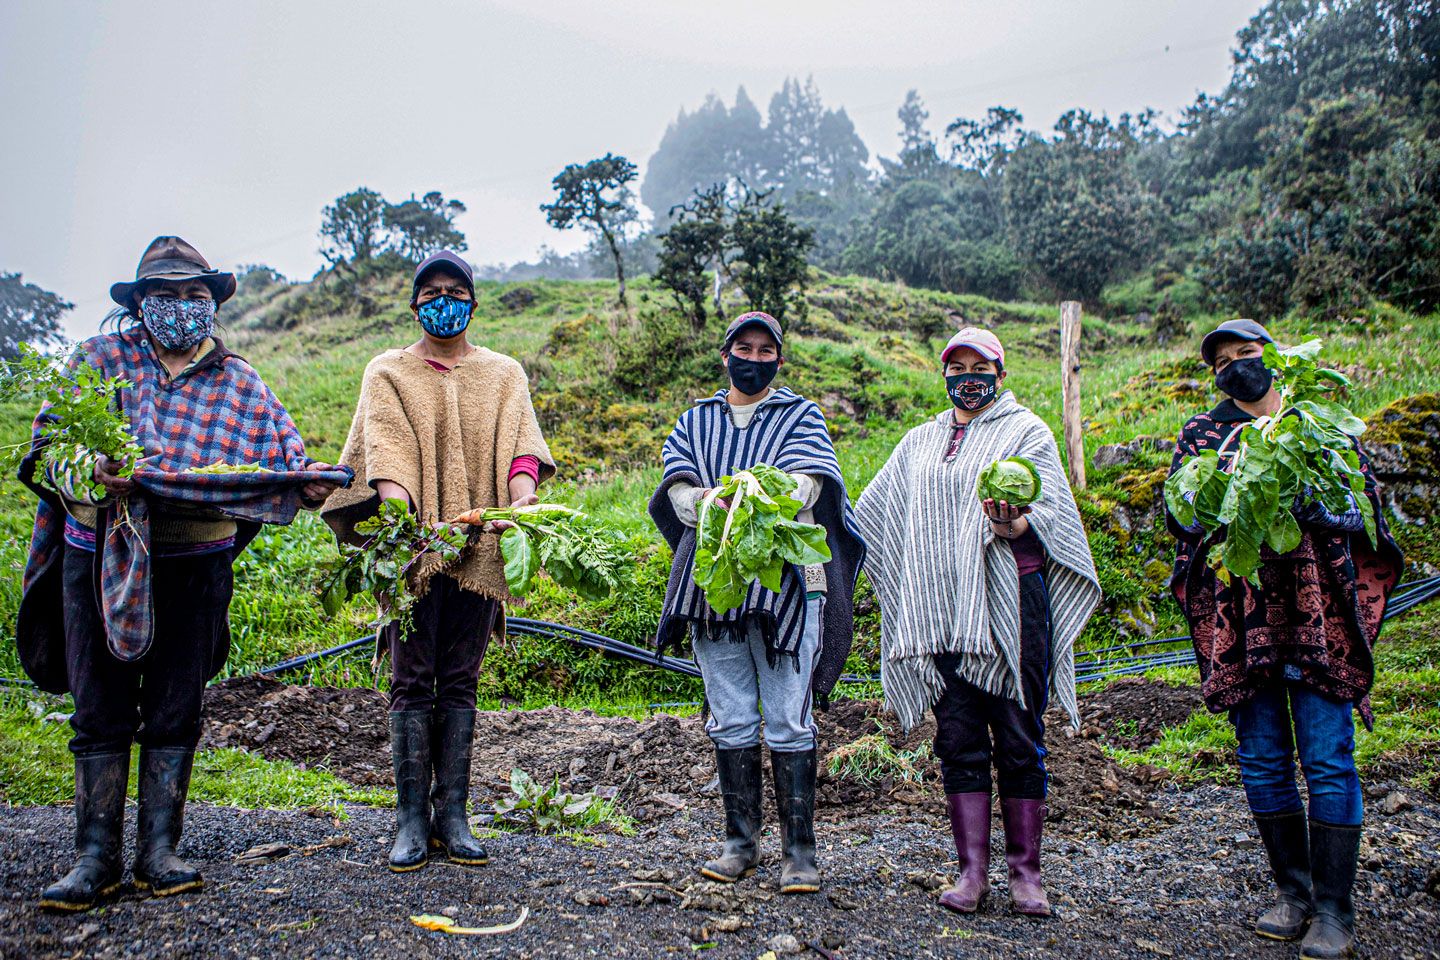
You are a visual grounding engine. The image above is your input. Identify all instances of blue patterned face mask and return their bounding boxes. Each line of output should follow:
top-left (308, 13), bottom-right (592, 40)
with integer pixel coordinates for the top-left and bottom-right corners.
top-left (140, 295), bottom-right (216, 351)
top-left (417, 295), bottom-right (473, 338)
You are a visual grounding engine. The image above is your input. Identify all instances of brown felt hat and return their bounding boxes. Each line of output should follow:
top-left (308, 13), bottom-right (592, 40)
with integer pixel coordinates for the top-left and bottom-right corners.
top-left (109, 235), bottom-right (237, 309)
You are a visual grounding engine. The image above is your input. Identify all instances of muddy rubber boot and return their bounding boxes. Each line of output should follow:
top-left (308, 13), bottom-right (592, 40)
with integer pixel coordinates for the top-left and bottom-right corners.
top-left (133, 747), bottom-right (203, 897)
top-left (429, 708), bottom-right (488, 865)
top-left (771, 749), bottom-right (820, 894)
top-left (699, 746), bottom-right (762, 883)
top-left (1000, 797), bottom-right (1050, 917)
top-left (1300, 821), bottom-right (1361, 959)
top-left (389, 710), bottom-right (432, 872)
top-left (938, 792), bottom-right (992, 913)
top-left (39, 752), bottom-right (130, 912)
top-left (1253, 810), bottom-right (1313, 940)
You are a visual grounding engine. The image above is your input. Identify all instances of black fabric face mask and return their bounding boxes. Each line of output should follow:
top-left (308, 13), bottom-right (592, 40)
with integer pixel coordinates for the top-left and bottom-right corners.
top-left (1215, 357), bottom-right (1274, 403)
top-left (727, 356), bottom-right (779, 396)
top-left (946, 372), bottom-right (998, 411)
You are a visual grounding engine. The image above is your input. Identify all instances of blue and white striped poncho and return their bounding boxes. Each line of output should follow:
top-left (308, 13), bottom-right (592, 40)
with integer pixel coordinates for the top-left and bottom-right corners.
top-left (648, 388), bottom-right (866, 698)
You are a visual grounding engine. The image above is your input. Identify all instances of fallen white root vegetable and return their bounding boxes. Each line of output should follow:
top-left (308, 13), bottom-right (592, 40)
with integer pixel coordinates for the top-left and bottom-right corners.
top-left (409, 906), bottom-right (530, 935)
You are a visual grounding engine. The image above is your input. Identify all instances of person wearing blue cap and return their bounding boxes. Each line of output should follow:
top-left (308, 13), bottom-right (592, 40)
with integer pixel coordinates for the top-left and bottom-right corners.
top-left (1166, 319), bottom-right (1403, 959)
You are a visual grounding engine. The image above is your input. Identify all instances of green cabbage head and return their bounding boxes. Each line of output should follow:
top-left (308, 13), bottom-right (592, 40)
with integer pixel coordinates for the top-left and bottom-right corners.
top-left (976, 456), bottom-right (1042, 506)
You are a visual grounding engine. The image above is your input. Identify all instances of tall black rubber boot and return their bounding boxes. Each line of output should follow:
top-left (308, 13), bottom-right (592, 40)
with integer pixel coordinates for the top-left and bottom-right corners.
top-left (1300, 820), bottom-right (1361, 959)
top-left (699, 746), bottom-right (762, 883)
top-left (1253, 810), bottom-right (1314, 940)
top-left (39, 752), bottom-right (130, 912)
top-left (389, 710), bottom-right (432, 872)
top-left (133, 747), bottom-right (203, 897)
top-left (429, 708), bottom-right (488, 865)
top-left (771, 748), bottom-right (820, 894)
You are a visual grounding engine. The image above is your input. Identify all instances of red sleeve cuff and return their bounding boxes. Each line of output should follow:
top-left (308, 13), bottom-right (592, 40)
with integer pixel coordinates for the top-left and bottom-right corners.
top-left (508, 455), bottom-right (541, 485)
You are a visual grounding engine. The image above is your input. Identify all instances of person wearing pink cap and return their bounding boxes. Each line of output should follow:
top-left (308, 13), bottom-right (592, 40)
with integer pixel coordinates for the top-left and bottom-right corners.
top-left (856, 326), bottom-right (1099, 918)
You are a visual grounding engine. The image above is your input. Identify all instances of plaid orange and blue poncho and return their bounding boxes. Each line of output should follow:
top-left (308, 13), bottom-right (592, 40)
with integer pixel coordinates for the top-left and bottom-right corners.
top-left (16, 327), bottom-right (351, 692)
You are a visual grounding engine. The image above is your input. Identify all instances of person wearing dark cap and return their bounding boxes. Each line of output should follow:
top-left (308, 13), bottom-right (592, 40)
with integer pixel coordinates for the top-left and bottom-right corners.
top-left (1166, 319), bottom-right (1402, 958)
top-left (856, 326), bottom-right (1100, 919)
top-left (649, 311), bottom-right (866, 894)
top-left (17, 236), bottom-right (350, 911)
top-left (323, 249), bottom-right (555, 873)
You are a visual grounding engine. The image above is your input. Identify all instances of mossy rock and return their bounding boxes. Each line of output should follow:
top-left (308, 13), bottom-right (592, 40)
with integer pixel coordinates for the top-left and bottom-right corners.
top-left (1365, 393), bottom-right (1440, 526)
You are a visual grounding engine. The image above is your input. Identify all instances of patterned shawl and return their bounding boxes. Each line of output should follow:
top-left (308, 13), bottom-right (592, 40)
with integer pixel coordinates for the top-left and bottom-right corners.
top-left (648, 388), bottom-right (867, 698)
top-left (856, 393), bottom-right (1102, 732)
top-left (17, 329), bottom-right (350, 689)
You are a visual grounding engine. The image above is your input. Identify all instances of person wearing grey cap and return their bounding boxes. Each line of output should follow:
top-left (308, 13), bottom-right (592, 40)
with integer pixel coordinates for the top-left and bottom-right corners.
top-left (1166, 319), bottom-right (1402, 958)
top-left (648, 311), bottom-right (866, 894)
top-left (323, 250), bottom-right (556, 874)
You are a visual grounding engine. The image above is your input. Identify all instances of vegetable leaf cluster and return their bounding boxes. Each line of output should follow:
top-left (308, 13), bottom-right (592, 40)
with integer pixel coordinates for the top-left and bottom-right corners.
top-left (454, 504), bottom-right (628, 601)
top-left (976, 456), bottom-right (1042, 506)
top-left (692, 463), bottom-right (832, 613)
top-left (1163, 339), bottom-right (1376, 584)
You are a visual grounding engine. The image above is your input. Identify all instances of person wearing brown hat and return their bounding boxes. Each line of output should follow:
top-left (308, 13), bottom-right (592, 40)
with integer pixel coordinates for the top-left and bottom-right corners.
top-left (1166, 319), bottom-right (1403, 958)
top-left (18, 236), bottom-right (349, 912)
top-left (322, 250), bottom-right (556, 873)
top-left (648, 311), bottom-right (867, 894)
top-left (856, 326), bottom-right (1100, 919)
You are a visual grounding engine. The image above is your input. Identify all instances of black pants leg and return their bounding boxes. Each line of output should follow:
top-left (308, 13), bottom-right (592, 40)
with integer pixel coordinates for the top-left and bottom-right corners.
top-left (64, 548), bottom-right (235, 757)
top-left (389, 575), bottom-right (497, 712)
top-left (932, 573), bottom-right (1052, 800)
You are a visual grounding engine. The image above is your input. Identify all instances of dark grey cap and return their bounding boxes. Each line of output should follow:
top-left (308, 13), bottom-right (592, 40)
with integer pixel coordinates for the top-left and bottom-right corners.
top-left (1201, 318), bottom-right (1274, 366)
top-left (722, 311), bottom-right (783, 351)
top-left (411, 249), bottom-right (474, 303)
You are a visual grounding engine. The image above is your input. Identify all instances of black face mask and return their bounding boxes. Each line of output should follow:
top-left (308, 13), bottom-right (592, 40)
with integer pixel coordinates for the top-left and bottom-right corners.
top-left (727, 356), bottom-right (779, 396)
top-left (1215, 357), bottom-right (1274, 403)
top-left (946, 372), bottom-right (998, 411)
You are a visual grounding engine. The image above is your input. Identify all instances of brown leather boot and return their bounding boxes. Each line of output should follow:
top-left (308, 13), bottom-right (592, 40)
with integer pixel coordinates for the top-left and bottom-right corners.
top-left (938, 792), bottom-right (991, 913)
top-left (1000, 797), bottom-right (1050, 917)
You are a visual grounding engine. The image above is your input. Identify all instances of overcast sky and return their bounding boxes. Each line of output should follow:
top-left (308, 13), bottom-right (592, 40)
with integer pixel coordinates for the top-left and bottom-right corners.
top-left (1, 0), bottom-right (1264, 338)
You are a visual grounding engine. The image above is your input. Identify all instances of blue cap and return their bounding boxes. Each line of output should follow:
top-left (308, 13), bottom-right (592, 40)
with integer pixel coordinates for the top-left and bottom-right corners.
top-left (1201, 318), bottom-right (1274, 366)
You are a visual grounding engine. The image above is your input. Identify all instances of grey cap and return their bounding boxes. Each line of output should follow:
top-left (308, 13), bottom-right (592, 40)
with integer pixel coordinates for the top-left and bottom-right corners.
top-left (411, 249), bottom-right (474, 304)
top-left (722, 311), bottom-right (783, 351)
top-left (1201, 318), bottom-right (1274, 366)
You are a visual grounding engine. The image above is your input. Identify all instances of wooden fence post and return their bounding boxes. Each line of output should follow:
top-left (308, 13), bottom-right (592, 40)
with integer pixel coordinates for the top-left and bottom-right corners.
top-left (1060, 300), bottom-right (1086, 491)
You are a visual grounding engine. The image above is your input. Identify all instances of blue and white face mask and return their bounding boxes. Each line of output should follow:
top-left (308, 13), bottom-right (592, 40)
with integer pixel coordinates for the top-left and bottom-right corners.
top-left (140, 295), bottom-right (216, 351)
top-left (417, 295), bottom-right (473, 339)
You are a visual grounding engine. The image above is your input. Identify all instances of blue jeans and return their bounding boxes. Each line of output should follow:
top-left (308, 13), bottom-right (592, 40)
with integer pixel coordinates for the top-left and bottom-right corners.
top-left (1229, 684), bottom-right (1363, 826)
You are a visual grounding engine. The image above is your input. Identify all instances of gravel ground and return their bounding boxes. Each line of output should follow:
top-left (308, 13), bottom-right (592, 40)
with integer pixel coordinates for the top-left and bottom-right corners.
top-left (2, 678), bottom-right (1436, 959)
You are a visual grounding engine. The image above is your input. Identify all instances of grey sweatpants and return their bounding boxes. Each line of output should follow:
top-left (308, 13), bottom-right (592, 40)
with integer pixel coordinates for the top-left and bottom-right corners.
top-left (692, 597), bottom-right (822, 752)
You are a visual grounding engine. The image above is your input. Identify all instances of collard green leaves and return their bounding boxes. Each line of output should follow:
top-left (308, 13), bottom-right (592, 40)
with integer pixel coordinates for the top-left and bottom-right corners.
top-left (1163, 338), bottom-right (1377, 585)
top-left (465, 504), bottom-right (628, 601)
top-left (691, 463), bottom-right (833, 614)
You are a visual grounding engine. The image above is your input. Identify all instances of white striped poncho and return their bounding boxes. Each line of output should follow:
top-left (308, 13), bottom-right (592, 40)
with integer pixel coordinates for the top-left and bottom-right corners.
top-left (855, 392), bottom-right (1101, 732)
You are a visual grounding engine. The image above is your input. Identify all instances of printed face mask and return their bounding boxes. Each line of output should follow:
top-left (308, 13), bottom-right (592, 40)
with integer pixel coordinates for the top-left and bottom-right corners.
top-left (727, 355), bottom-right (779, 396)
top-left (946, 372), bottom-right (998, 411)
top-left (417, 294), bottom-right (473, 338)
top-left (1215, 356), bottom-right (1273, 402)
top-left (140, 295), bottom-right (216, 351)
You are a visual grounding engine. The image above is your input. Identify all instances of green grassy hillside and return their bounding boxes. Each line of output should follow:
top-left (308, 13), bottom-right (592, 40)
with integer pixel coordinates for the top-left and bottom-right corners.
top-left (3, 266), bottom-right (1438, 712)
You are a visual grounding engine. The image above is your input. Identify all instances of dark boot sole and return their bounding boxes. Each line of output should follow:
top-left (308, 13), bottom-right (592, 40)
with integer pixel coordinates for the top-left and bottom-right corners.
top-left (699, 866), bottom-right (756, 883)
top-left (429, 838), bottom-right (488, 866)
top-left (1256, 926), bottom-right (1307, 942)
top-left (134, 877), bottom-right (204, 898)
top-left (939, 890), bottom-right (989, 914)
top-left (38, 881), bottom-right (123, 913)
top-left (388, 858), bottom-right (429, 873)
top-left (1011, 903), bottom-right (1052, 917)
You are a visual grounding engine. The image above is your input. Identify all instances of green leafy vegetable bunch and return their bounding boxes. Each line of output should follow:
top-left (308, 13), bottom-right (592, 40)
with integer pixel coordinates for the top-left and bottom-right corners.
top-left (976, 456), bottom-right (1042, 506)
top-left (453, 503), bottom-right (629, 601)
top-left (692, 463), bottom-right (832, 614)
top-left (1163, 339), bottom-right (1376, 584)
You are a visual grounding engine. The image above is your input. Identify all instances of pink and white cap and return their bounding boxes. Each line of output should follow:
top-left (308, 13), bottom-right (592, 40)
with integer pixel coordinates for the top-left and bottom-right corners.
top-left (940, 326), bottom-right (1005, 367)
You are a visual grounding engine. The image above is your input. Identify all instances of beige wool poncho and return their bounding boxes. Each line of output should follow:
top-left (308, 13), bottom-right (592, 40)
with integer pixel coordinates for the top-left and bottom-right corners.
top-left (322, 348), bottom-right (555, 601)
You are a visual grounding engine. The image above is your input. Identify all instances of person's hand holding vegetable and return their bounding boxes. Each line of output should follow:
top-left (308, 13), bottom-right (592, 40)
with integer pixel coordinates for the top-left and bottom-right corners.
top-left (93, 454), bottom-right (136, 498)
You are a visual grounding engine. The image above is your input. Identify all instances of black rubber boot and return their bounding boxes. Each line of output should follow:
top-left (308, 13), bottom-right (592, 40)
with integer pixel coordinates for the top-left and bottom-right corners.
top-left (699, 746), bottom-right (762, 883)
top-left (429, 708), bottom-right (488, 865)
top-left (389, 710), bottom-right (432, 872)
top-left (1253, 810), bottom-right (1314, 940)
top-left (133, 747), bottom-right (203, 897)
top-left (771, 748), bottom-right (820, 894)
top-left (1300, 820), bottom-right (1361, 959)
top-left (39, 752), bottom-right (130, 912)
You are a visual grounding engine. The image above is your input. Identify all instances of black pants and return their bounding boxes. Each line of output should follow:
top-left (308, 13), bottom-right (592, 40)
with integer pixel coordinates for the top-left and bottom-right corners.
top-left (388, 575), bottom-right (498, 712)
top-left (63, 546), bottom-right (234, 757)
top-left (932, 572), bottom-right (1052, 799)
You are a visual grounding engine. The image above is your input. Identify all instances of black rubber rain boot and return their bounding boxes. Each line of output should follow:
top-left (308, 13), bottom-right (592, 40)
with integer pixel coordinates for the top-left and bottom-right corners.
top-left (699, 746), bottom-right (762, 883)
top-left (1253, 810), bottom-right (1314, 940)
top-left (429, 708), bottom-right (488, 865)
top-left (1300, 820), bottom-right (1361, 959)
top-left (771, 749), bottom-right (820, 894)
top-left (39, 752), bottom-right (130, 912)
top-left (389, 710), bottom-right (432, 872)
top-left (133, 747), bottom-right (203, 897)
